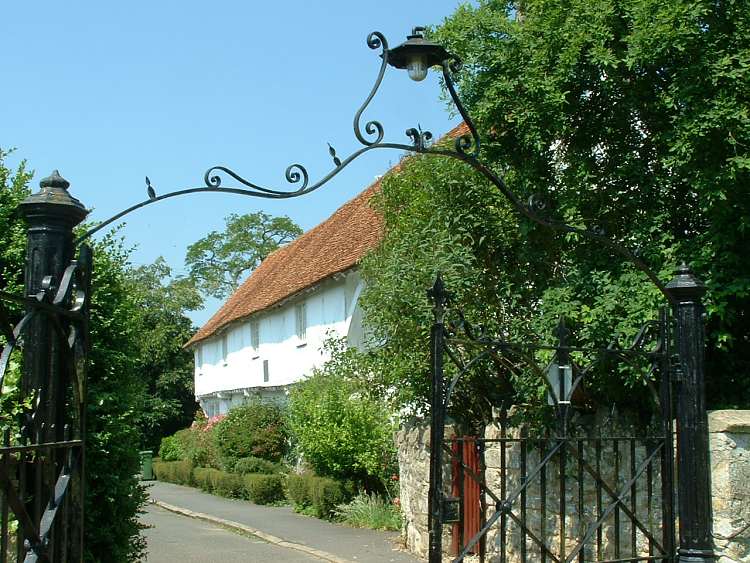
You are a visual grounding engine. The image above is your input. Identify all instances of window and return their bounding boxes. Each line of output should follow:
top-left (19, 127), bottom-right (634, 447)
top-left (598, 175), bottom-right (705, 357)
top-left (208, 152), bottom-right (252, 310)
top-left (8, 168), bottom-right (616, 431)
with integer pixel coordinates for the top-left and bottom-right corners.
top-left (196, 348), bottom-right (203, 375)
top-left (221, 333), bottom-right (228, 365)
top-left (263, 360), bottom-right (269, 382)
top-left (295, 302), bottom-right (307, 341)
top-left (250, 319), bottom-right (260, 351)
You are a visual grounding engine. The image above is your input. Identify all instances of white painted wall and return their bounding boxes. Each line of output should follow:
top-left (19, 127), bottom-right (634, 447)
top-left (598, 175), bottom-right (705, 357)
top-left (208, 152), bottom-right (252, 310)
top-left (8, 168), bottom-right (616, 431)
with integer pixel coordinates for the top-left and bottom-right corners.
top-left (194, 269), bottom-right (364, 414)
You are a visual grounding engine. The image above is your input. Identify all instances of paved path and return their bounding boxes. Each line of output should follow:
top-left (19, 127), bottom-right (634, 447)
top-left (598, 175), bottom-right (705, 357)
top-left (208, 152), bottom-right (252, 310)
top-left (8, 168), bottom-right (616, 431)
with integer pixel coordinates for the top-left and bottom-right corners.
top-left (146, 481), bottom-right (419, 563)
top-left (143, 503), bottom-right (316, 562)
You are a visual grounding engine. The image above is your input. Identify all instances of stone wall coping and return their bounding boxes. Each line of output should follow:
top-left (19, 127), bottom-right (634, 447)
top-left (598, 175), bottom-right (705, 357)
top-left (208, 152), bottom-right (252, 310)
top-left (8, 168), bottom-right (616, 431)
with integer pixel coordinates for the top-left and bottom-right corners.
top-left (708, 410), bottom-right (750, 434)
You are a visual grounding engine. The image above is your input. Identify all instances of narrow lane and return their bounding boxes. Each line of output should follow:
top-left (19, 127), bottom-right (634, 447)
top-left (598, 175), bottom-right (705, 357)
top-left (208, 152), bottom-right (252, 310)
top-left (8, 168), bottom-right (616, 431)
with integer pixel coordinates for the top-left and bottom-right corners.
top-left (142, 504), bottom-right (318, 562)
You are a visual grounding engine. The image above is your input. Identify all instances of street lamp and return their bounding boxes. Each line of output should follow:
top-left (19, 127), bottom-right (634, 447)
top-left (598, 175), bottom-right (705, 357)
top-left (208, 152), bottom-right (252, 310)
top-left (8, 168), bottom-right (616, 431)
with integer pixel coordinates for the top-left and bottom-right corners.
top-left (386, 27), bottom-right (452, 82)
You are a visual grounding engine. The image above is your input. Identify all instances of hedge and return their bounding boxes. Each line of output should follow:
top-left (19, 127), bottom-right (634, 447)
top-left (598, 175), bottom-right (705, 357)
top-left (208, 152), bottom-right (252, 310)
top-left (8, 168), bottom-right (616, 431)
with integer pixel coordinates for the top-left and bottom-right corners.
top-left (286, 473), bottom-right (352, 519)
top-left (243, 474), bottom-right (285, 505)
top-left (152, 460), bottom-right (193, 486)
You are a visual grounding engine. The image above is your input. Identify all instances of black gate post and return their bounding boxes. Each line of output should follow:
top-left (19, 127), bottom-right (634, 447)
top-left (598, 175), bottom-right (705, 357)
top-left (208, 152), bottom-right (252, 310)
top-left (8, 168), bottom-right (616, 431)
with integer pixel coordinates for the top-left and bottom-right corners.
top-left (18, 170), bottom-right (88, 560)
top-left (427, 275), bottom-right (448, 563)
top-left (665, 264), bottom-right (715, 563)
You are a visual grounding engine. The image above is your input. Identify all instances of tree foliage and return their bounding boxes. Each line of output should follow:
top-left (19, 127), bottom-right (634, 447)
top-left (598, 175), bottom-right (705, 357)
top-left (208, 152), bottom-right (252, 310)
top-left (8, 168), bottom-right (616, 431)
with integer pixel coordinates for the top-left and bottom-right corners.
top-left (128, 258), bottom-right (202, 450)
top-left (83, 232), bottom-right (148, 562)
top-left (432, 0), bottom-right (750, 408)
top-left (0, 149), bottom-right (31, 299)
top-left (185, 212), bottom-right (302, 299)
top-left (357, 0), bottom-right (749, 428)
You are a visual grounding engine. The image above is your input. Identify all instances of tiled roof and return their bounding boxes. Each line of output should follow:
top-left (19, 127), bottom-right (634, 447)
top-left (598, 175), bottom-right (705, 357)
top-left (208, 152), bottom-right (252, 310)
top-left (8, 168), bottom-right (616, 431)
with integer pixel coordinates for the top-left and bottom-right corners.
top-left (185, 181), bottom-right (383, 347)
top-left (186, 122), bottom-right (469, 348)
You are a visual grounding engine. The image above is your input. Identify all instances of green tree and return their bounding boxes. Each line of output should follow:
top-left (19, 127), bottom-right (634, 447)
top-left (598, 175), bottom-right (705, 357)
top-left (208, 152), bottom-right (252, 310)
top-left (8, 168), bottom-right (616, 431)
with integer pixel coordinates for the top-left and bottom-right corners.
top-left (185, 212), bottom-right (302, 299)
top-left (84, 232), bottom-right (148, 562)
top-left (357, 0), bottom-right (750, 428)
top-left (0, 149), bottom-right (32, 300)
top-left (432, 0), bottom-right (750, 408)
top-left (128, 258), bottom-right (202, 450)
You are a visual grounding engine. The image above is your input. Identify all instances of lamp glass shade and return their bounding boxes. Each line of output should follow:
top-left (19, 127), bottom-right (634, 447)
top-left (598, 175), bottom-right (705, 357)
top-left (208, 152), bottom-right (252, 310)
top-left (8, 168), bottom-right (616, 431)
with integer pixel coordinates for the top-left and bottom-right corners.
top-left (406, 55), bottom-right (429, 81)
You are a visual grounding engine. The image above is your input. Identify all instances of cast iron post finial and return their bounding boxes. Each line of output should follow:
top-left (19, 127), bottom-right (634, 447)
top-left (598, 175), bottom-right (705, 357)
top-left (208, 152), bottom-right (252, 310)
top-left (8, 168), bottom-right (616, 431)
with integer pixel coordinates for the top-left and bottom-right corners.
top-left (22, 170), bottom-right (87, 220)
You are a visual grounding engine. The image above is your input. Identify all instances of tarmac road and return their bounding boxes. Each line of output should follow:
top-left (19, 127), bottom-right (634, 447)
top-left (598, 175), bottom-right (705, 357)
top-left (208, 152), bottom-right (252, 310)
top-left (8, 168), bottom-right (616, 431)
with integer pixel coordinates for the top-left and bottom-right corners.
top-left (142, 503), bottom-right (318, 562)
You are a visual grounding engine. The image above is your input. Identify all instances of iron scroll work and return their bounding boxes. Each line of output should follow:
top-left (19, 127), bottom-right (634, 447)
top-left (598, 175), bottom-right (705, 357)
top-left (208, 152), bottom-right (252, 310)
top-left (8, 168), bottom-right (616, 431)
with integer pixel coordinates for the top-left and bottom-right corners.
top-left (428, 277), bottom-right (677, 562)
top-left (75, 28), bottom-right (668, 305)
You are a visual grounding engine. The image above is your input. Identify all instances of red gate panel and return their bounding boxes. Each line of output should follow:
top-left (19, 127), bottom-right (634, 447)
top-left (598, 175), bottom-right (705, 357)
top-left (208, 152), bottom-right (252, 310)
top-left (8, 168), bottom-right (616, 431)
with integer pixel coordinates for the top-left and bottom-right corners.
top-left (451, 436), bottom-right (481, 555)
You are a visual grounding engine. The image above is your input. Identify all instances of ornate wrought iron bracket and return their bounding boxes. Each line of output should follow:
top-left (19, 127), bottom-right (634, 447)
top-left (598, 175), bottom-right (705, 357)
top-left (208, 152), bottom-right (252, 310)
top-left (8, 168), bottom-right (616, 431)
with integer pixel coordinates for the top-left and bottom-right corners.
top-left (72, 29), bottom-right (670, 304)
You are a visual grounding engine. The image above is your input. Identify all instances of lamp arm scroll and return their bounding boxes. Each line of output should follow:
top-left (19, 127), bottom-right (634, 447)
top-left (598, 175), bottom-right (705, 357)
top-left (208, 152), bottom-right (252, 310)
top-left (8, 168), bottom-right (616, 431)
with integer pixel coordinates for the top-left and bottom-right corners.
top-left (74, 27), bottom-right (675, 303)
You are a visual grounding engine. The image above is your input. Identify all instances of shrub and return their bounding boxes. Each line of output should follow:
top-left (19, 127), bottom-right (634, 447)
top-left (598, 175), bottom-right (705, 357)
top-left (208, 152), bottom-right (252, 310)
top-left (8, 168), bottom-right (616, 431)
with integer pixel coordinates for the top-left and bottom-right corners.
top-left (287, 351), bottom-right (397, 488)
top-left (192, 467), bottom-right (217, 493)
top-left (158, 435), bottom-right (183, 462)
top-left (286, 473), bottom-right (313, 508)
top-left (184, 424), bottom-right (220, 469)
top-left (214, 471), bottom-right (244, 498)
top-left (213, 402), bottom-right (288, 469)
top-left (335, 493), bottom-right (402, 531)
top-left (286, 472), bottom-right (351, 519)
top-left (153, 460), bottom-right (193, 486)
top-left (310, 476), bottom-right (351, 519)
top-left (233, 456), bottom-right (281, 475)
top-left (242, 474), bottom-right (285, 505)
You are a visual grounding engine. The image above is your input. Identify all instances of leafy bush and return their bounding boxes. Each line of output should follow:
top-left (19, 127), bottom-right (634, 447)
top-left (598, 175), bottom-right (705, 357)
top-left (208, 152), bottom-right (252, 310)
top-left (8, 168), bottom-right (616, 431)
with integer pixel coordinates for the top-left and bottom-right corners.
top-left (287, 347), bottom-right (396, 489)
top-left (192, 467), bottom-right (218, 493)
top-left (213, 402), bottom-right (288, 468)
top-left (170, 423), bottom-right (219, 468)
top-left (335, 493), bottom-right (402, 531)
top-left (286, 473), bottom-right (312, 508)
top-left (242, 474), bottom-right (285, 505)
top-left (153, 460), bottom-right (193, 486)
top-left (213, 471), bottom-right (244, 498)
top-left (286, 472), bottom-right (351, 519)
top-left (233, 456), bottom-right (281, 475)
top-left (310, 475), bottom-right (351, 519)
top-left (158, 435), bottom-right (184, 462)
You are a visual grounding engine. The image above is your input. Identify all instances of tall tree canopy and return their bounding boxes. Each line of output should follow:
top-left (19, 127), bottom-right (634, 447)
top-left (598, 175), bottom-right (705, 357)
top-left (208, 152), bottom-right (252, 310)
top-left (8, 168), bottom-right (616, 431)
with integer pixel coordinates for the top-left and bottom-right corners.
top-left (356, 0), bottom-right (749, 426)
top-left (128, 258), bottom-right (203, 450)
top-left (185, 212), bottom-right (302, 299)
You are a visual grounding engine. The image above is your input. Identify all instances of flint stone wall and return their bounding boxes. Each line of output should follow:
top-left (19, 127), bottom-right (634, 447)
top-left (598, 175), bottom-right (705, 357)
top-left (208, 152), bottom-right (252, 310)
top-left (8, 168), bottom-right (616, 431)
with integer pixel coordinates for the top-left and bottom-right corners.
top-left (395, 410), bottom-right (750, 562)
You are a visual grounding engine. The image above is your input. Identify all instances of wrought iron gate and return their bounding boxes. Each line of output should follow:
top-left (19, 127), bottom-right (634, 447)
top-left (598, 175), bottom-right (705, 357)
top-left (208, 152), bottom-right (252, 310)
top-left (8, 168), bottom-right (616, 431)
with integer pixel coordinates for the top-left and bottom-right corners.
top-left (427, 270), bottom-right (712, 563)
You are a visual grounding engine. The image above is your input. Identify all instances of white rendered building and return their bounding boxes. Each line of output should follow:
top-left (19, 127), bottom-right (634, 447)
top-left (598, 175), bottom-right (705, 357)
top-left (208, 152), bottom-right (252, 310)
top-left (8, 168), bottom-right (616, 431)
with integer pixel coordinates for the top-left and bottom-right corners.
top-left (185, 183), bottom-right (381, 417)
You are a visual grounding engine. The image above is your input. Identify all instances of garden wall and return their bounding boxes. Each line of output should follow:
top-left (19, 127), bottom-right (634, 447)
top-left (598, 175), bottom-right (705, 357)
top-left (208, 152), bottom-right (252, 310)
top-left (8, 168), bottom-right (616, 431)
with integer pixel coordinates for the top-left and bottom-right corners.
top-left (395, 410), bottom-right (750, 562)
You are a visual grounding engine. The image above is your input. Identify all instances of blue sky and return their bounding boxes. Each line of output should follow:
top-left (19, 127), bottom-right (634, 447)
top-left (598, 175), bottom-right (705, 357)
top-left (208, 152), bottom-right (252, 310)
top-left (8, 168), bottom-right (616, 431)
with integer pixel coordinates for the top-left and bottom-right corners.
top-left (2, 1), bottom-right (466, 324)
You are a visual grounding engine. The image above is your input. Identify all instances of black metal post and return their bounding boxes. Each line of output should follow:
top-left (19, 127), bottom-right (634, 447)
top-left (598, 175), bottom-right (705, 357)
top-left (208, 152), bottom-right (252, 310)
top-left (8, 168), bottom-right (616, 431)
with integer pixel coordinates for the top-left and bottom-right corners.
top-left (665, 264), bottom-right (714, 563)
top-left (18, 171), bottom-right (88, 562)
top-left (19, 171), bottom-right (88, 435)
top-left (428, 275), bottom-right (448, 563)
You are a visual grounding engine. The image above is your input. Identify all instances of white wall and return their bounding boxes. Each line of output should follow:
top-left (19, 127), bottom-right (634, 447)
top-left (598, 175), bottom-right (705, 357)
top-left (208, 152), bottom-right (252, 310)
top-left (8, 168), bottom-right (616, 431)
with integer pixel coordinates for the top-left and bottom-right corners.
top-left (194, 270), bottom-right (363, 410)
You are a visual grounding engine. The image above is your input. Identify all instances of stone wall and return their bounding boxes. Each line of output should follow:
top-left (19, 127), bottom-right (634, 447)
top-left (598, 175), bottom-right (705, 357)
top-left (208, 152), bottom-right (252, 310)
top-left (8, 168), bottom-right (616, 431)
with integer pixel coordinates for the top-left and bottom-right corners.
top-left (710, 410), bottom-right (750, 563)
top-left (395, 423), bottom-right (455, 559)
top-left (395, 410), bottom-right (750, 562)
